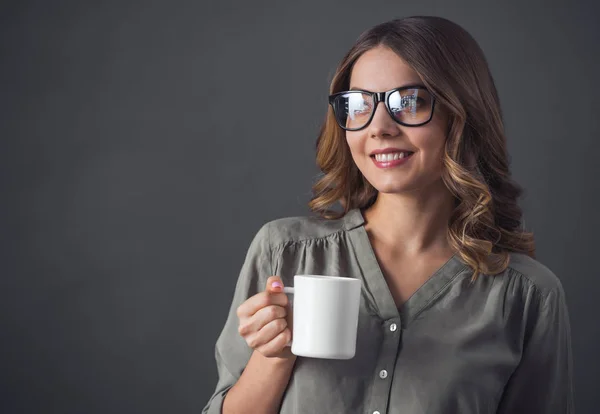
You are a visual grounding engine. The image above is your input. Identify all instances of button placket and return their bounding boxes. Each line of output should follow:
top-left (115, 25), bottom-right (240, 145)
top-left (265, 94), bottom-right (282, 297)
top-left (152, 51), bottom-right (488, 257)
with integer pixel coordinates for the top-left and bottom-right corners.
top-left (368, 318), bottom-right (401, 414)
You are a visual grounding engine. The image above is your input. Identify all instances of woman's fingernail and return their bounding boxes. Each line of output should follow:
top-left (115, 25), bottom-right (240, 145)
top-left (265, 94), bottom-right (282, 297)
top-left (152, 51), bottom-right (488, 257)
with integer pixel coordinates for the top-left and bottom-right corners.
top-left (271, 281), bottom-right (283, 289)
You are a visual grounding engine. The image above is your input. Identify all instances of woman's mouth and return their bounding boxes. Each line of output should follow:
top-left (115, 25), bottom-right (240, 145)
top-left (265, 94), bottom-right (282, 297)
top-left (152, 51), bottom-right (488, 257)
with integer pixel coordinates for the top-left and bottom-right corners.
top-left (370, 151), bottom-right (414, 168)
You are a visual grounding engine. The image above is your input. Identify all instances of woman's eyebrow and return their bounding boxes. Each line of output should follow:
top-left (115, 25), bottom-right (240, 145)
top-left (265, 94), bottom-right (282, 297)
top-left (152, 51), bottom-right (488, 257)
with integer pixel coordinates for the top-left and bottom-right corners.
top-left (348, 83), bottom-right (426, 92)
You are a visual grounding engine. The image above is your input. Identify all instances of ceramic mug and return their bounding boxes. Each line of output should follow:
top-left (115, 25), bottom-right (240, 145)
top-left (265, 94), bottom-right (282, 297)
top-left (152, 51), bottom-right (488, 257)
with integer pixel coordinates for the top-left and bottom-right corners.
top-left (283, 275), bottom-right (361, 359)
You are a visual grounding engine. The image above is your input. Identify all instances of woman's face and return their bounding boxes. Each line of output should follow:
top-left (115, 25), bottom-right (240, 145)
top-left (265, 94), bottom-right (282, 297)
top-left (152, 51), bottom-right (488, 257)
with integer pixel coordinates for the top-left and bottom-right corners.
top-left (346, 46), bottom-right (449, 195)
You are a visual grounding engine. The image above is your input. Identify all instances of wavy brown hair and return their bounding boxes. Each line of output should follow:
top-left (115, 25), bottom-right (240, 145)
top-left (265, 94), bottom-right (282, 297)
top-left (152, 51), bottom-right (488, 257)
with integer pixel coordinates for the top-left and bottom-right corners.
top-left (309, 16), bottom-right (535, 279)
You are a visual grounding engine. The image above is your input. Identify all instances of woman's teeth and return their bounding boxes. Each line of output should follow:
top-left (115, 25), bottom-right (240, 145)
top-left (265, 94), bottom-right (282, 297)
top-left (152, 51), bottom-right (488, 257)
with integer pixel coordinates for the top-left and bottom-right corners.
top-left (373, 152), bottom-right (410, 162)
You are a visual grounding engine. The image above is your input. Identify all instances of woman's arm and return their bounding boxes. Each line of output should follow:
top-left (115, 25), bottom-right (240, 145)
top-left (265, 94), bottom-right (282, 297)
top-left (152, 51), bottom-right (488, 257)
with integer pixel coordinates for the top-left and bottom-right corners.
top-left (222, 351), bottom-right (295, 414)
top-left (203, 223), bottom-right (295, 414)
top-left (496, 286), bottom-right (574, 413)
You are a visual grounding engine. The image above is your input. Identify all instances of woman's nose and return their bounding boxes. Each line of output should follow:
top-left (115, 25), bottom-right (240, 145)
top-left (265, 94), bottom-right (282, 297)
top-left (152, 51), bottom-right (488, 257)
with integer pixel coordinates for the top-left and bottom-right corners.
top-left (367, 101), bottom-right (398, 137)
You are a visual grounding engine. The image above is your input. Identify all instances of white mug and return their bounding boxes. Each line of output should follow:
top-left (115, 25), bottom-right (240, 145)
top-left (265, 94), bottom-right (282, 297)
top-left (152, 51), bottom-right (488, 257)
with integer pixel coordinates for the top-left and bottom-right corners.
top-left (283, 275), bottom-right (362, 359)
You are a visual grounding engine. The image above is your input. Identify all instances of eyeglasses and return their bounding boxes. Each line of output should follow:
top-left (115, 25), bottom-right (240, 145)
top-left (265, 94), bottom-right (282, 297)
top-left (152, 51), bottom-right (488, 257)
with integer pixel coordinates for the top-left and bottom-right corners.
top-left (328, 85), bottom-right (436, 131)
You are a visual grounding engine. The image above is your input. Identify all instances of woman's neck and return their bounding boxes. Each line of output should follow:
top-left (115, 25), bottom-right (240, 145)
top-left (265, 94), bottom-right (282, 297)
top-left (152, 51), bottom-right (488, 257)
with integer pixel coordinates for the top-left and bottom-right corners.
top-left (362, 179), bottom-right (456, 256)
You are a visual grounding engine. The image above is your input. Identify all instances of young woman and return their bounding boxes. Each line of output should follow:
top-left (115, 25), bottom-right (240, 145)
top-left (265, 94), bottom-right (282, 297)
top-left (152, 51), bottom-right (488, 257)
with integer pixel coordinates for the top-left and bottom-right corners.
top-left (203, 16), bottom-right (574, 414)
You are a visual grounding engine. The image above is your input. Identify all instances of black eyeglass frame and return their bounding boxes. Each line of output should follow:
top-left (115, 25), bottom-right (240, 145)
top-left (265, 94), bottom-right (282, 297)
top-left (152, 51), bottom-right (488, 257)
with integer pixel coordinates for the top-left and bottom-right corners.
top-left (328, 85), bottom-right (436, 131)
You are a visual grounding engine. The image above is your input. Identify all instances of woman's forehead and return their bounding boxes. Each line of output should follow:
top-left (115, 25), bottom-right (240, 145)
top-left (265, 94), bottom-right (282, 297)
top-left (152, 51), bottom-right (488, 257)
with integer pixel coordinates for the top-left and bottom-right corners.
top-left (349, 47), bottom-right (422, 91)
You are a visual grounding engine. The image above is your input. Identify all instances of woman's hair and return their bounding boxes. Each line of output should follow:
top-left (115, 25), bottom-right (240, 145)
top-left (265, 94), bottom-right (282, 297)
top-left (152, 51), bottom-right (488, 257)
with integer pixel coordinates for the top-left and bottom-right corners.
top-left (309, 16), bottom-right (535, 279)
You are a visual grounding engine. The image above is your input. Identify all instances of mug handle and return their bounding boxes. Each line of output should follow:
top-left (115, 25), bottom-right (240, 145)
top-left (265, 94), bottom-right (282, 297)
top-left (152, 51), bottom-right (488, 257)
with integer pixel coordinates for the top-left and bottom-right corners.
top-left (283, 287), bottom-right (294, 347)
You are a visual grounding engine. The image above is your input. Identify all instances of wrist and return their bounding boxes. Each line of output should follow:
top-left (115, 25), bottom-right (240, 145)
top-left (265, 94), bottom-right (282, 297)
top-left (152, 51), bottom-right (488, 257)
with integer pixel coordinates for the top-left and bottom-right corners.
top-left (269, 354), bottom-right (297, 366)
top-left (258, 350), bottom-right (297, 368)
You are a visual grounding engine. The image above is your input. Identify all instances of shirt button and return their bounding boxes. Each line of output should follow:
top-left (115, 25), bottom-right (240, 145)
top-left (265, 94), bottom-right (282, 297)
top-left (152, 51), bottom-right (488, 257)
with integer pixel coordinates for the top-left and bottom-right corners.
top-left (389, 323), bottom-right (397, 332)
top-left (379, 369), bottom-right (388, 379)
top-left (373, 411), bottom-right (381, 414)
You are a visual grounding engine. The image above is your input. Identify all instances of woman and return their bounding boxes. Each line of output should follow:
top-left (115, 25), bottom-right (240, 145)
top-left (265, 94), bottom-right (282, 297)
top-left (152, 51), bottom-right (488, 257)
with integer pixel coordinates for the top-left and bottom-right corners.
top-left (203, 16), bottom-right (574, 414)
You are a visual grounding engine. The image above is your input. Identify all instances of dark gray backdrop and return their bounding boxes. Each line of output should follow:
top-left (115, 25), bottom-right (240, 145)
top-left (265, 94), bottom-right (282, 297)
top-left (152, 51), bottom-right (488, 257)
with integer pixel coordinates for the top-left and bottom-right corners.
top-left (1, 0), bottom-right (598, 413)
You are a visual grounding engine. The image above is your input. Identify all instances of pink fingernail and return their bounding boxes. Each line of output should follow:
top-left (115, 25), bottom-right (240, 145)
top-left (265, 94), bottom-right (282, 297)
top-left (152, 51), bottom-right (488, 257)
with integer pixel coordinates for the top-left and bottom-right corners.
top-left (271, 281), bottom-right (283, 289)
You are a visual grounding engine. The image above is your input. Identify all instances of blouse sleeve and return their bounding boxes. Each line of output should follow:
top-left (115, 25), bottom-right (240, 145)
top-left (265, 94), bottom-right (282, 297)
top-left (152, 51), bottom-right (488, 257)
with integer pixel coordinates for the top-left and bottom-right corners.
top-left (496, 284), bottom-right (575, 413)
top-left (202, 223), bottom-right (274, 414)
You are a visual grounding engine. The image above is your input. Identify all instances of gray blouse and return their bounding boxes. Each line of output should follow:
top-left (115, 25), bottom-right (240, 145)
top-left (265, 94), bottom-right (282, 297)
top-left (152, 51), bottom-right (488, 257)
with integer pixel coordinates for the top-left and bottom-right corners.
top-left (203, 208), bottom-right (574, 414)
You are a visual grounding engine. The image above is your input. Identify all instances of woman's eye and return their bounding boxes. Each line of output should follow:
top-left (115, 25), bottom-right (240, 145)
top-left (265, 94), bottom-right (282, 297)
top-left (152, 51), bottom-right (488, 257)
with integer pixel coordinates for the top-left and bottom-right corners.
top-left (398, 96), bottom-right (426, 110)
top-left (347, 103), bottom-right (371, 114)
top-left (402, 97), bottom-right (415, 106)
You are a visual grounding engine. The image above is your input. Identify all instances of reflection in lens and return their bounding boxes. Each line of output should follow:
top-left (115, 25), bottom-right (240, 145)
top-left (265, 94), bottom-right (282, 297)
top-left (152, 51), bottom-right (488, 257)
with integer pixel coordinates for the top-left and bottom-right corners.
top-left (337, 92), bottom-right (373, 130)
top-left (347, 93), bottom-right (366, 121)
top-left (389, 88), bottom-right (432, 125)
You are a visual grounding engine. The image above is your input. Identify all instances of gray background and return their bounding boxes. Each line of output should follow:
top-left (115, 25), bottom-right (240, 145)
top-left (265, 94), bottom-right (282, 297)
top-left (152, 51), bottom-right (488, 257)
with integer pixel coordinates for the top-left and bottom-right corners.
top-left (1, 0), bottom-right (598, 413)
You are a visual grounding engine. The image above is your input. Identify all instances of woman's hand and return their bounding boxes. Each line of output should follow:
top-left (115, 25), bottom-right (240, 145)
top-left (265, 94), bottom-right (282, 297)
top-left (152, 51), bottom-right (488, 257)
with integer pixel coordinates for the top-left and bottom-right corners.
top-left (236, 276), bottom-right (294, 359)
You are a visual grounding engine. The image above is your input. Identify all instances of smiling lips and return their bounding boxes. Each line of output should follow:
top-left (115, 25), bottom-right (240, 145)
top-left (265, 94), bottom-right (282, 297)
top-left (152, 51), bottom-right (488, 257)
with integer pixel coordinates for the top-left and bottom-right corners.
top-left (370, 148), bottom-right (414, 168)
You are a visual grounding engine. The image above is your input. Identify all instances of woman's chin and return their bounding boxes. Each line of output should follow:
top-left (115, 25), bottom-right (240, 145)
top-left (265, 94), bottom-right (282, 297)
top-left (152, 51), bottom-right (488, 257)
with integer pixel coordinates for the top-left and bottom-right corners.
top-left (370, 175), bottom-right (445, 196)
top-left (370, 182), bottom-right (416, 195)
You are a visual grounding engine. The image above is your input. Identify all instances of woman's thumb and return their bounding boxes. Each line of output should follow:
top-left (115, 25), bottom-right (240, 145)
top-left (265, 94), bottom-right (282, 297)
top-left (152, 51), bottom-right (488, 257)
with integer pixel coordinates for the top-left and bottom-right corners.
top-left (265, 275), bottom-right (284, 293)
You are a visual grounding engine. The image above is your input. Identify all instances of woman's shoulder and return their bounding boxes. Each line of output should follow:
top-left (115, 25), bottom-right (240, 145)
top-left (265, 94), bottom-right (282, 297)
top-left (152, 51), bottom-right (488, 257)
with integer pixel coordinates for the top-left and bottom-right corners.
top-left (505, 252), bottom-right (565, 296)
top-left (256, 208), bottom-right (364, 248)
